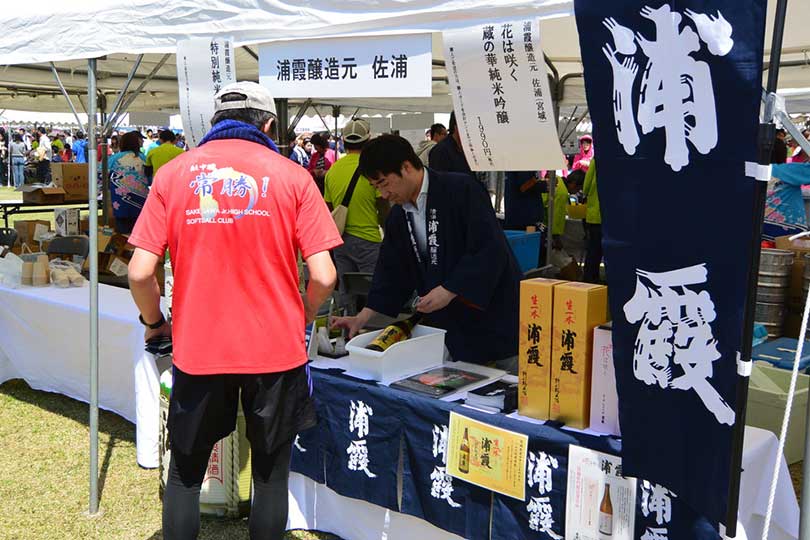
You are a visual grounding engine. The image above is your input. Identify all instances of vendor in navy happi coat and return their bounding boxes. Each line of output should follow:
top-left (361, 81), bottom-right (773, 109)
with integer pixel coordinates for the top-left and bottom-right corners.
top-left (333, 134), bottom-right (520, 372)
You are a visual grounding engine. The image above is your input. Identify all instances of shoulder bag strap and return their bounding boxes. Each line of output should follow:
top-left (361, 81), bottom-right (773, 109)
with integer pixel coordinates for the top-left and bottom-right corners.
top-left (340, 167), bottom-right (363, 208)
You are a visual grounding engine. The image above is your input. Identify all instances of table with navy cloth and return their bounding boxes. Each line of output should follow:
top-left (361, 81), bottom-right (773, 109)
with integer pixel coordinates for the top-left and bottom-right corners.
top-left (285, 367), bottom-right (799, 540)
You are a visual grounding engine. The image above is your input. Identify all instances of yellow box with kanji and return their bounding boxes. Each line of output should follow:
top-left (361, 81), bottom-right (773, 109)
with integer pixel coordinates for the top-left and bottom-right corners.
top-left (518, 278), bottom-right (565, 420)
top-left (550, 282), bottom-right (608, 429)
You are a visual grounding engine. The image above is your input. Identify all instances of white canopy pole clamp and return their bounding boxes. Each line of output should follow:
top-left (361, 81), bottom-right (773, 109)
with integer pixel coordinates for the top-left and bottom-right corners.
top-left (744, 162), bottom-right (772, 182)
top-left (736, 352), bottom-right (752, 377)
top-left (761, 88), bottom-right (810, 158)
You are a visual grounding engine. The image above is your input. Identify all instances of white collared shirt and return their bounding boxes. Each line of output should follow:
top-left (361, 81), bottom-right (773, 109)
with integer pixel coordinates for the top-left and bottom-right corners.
top-left (402, 169), bottom-right (430, 257)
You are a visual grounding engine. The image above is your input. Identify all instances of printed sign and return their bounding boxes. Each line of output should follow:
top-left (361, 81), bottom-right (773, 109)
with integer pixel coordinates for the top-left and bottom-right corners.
top-left (566, 445), bottom-right (636, 540)
top-left (442, 19), bottom-right (566, 172)
top-left (259, 34), bottom-right (431, 98)
top-left (447, 411), bottom-right (528, 500)
top-left (176, 38), bottom-right (237, 148)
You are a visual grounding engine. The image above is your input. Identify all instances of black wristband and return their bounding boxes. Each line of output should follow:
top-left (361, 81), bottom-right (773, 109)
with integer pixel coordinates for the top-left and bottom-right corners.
top-left (139, 313), bottom-right (166, 329)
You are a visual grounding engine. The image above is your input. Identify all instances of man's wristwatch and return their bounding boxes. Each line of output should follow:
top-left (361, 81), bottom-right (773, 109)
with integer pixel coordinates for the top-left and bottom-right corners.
top-left (139, 313), bottom-right (166, 329)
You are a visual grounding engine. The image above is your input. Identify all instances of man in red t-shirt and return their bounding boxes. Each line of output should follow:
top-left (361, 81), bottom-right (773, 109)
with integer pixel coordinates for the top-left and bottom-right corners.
top-left (127, 81), bottom-right (341, 540)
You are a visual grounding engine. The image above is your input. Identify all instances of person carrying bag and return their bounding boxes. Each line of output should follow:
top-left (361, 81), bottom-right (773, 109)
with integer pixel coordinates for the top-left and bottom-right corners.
top-left (330, 167), bottom-right (362, 235)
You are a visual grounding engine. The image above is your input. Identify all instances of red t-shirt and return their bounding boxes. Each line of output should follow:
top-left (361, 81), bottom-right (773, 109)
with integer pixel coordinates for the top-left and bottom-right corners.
top-left (129, 139), bottom-right (342, 375)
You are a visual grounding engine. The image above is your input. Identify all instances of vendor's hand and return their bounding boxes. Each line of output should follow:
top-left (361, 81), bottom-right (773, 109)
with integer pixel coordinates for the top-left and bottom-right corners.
top-left (416, 286), bottom-right (457, 314)
top-left (144, 320), bottom-right (172, 343)
top-left (331, 316), bottom-right (365, 339)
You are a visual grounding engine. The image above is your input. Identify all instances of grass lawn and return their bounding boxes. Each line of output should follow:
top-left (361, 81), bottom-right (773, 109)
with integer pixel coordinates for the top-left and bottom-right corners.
top-left (0, 379), bottom-right (339, 540)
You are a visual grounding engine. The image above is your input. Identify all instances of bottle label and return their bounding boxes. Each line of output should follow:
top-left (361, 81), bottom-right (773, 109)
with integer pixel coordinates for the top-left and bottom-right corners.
top-left (369, 326), bottom-right (407, 351)
top-left (459, 451), bottom-right (469, 472)
top-left (599, 512), bottom-right (612, 535)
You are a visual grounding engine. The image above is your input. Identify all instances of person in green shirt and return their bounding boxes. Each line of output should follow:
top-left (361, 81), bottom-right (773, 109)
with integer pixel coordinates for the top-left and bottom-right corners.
top-left (324, 119), bottom-right (389, 312)
top-left (582, 159), bottom-right (602, 283)
top-left (144, 130), bottom-right (185, 182)
top-left (542, 170), bottom-right (584, 249)
top-left (51, 134), bottom-right (65, 151)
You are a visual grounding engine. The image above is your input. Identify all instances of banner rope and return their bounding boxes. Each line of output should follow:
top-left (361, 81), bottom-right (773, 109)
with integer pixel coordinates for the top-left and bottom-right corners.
top-left (761, 230), bottom-right (810, 540)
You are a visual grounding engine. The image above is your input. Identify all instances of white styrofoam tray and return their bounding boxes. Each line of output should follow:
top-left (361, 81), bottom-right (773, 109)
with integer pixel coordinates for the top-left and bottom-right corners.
top-left (344, 324), bottom-right (446, 384)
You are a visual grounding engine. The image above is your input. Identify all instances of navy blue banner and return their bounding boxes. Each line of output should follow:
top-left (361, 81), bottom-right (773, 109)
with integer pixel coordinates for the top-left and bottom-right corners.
top-left (397, 394), bottom-right (491, 540)
top-left (317, 374), bottom-right (402, 511)
top-left (574, 0), bottom-right (766, 525)
top-left (290, 421), bottom-right (325, 483)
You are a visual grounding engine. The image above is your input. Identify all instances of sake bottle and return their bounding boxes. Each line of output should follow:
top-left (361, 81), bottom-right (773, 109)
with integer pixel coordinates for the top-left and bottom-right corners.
top-left (458, 428), bottom-right (471, 474)
top-left (598, 484), bottom-right (613, 537)
top-left (365, 313), bottom-right (423, 352)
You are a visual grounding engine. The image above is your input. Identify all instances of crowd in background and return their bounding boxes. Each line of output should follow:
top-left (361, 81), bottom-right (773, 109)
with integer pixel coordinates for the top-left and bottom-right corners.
top-left (0, 125), bottom-right (187, 190)
top-left (1, 113), bottom-right (605, 280)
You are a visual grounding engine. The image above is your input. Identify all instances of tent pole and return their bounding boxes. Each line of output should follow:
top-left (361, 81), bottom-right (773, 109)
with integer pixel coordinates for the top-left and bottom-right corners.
top-left (275, 98), bottom-right (290, 156)
top-left (87, 57), bottom-right (100, 517)
top-left (546, 57), bottom-right (562, 270)
top-left (725, 0), bottom-right (788, 536)
top-left (6, 123), bottom-right (11, 188)
top-left (314, 106), bottom-right (333, 136)
top-left (334, 106), bottom-right (340, 151)
top-left (108, 53), bottom-right (171, 130)
top-left (287, 99), bottom-right (312, 139)
top-left (102, 54), bottom-right (144, 134)
top-left (49, 62), bottom-right (87, 133)
top-left (100, 109), bottom-right (110, 226)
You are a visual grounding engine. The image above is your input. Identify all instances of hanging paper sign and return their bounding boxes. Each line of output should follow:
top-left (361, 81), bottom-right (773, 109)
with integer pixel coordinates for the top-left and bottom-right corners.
top-left (258, 34), bottom-right (431, 98)
top-left (442, 19), bottom-right (566, 172)
top-left (574, 0), bottom-right (766, 525)
top-left (566, 445), bottom-right (636, 540)
top-left (176, 37), bottom-right (237, 148)
top-left (446, 411), bottom-right (528, 500)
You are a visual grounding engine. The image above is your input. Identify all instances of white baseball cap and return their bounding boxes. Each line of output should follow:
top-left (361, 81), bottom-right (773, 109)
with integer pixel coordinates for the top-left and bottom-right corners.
top-left (342, 118), bottom-right (371, 143)
top-left (214, 81), bottom-right (277, 116)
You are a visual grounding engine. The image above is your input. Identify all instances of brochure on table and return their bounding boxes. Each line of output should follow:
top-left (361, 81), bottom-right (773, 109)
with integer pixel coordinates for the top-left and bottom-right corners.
top-left (309, 351), bottom-right (505, 401)
top-left (566, 444), bottom-right (636, 540)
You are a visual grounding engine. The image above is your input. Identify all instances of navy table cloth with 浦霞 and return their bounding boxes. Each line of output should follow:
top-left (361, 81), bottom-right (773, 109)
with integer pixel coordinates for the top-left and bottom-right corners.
top-left (573, 0), bottom-right (767, 527)
top-left (292, 368), bottom-right (722, 539)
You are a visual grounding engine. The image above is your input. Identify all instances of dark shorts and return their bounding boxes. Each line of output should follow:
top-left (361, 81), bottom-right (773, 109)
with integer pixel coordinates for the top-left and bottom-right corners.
top-left (167, 363), bottom-right (317, 456)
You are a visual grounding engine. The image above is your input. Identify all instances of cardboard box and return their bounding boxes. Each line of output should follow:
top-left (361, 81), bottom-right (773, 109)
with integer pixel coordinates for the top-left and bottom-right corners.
top-left (13, 219), bottom-right (51, 246)
top-left (550, 282), bottom-right (608, 429)
top-left (518, 278), bottom-right (565, 420)
top-left (50, 163), bottom-right (89, 202)
top-left (589, 323), bottom-right (620, 436)
top-left (54, 208), bottom-right (80, 237)
top-left (97, 227), bottom-right (115, 253)
top-left (747, 362), bottom-right (808, 464)
top-left (775, 235), bottom-right (810, 315)
top-left (20, 185), bottom-right (65, 204)
top-left (107, 255), bottom-right (129, 277)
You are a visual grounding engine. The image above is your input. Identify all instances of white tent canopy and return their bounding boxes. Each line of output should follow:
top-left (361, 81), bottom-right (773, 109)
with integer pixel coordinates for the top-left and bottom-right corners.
top-left (0, 1), bottom-right (807, 115)
top-left (0, 1), bottom-right (573, 115)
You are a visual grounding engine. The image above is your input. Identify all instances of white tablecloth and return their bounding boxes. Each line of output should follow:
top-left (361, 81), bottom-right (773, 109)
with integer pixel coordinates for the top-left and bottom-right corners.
top-left (0, 285), bottom-right (800, 537)
top-left (0, 282), bottom-right (163, 467)
top-left (739, 426), bottom-right (800, 540)
top-left (287, 426), bottom-right (799, 540)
